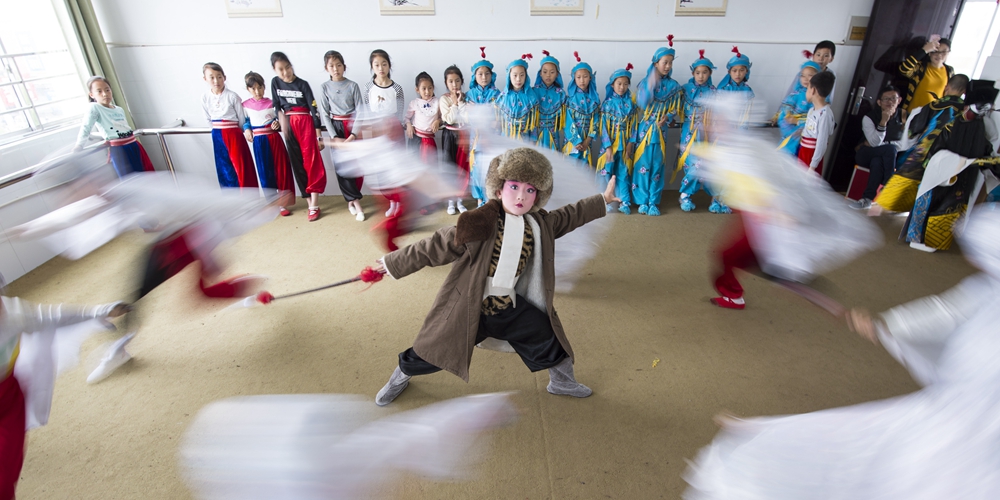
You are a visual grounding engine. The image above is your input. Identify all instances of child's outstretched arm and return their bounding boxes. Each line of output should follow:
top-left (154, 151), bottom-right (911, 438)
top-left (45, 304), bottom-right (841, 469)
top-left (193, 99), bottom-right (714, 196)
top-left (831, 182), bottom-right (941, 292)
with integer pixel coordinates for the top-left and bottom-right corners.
top-left (1, 297), bottom-right (128, 335)
top-left (380, 225), bottom-right (464, 280)
top-left (546, 177), bottom-right (617, 239)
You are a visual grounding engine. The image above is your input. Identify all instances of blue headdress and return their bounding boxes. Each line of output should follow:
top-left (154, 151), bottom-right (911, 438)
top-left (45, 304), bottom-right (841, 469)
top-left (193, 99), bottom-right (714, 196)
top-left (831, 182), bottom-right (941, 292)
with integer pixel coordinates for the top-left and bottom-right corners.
top-left (718, 46), bottom-right (751, 88)
top-left (533, 50), bottom-right (563, 89)
top-left (639, 35), bottom-right (677, 109)
top-left (470, 46), bottom-right (496, 89)
top-left (794, 59), bottom-right (823, 93)
top-left (605, 63), bottom-right (634, 99)
top-left (688, 50), bottom-right (717, 87)
top-left (505, 54), bottom-right (533, 91)
top-left (566, 51), bottom-right (598, 101)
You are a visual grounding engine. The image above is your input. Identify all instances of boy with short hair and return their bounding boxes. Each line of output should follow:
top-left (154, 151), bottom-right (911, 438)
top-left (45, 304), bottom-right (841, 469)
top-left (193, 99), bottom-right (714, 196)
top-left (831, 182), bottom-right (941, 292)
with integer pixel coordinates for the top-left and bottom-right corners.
top-left (785, 40), bottom-right (837, 102)
top-left (798, 71), bottom-right (836, 174)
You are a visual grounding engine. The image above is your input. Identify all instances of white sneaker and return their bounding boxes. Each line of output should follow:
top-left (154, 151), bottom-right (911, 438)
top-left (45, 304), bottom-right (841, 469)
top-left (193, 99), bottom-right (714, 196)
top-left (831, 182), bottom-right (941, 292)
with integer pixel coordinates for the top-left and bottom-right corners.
top-left (87, 332), bottom-right (136, 384)
top-left (456, 200), bottom-right (468, 213)
top-left (348, 202), bottom-right (357, 215)
top-left (356, 209), bottom-right (365, 222)
top-left (909, 242), bottom-right (937, 253)
top-left (447, 200), bottom-right (457, 215)
top-left (849, 198), bottom-right (872, 210)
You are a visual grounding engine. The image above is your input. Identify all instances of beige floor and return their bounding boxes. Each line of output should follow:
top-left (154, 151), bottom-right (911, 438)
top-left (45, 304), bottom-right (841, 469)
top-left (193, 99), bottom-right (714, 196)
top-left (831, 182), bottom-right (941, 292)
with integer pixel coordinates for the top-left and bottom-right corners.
top-left (11, 194), bottom-right (975, 499)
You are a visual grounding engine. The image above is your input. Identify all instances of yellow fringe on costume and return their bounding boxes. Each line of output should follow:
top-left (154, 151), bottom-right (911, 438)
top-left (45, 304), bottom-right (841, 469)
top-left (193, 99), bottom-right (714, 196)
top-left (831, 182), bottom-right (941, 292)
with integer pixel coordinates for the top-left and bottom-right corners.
top-left (924, 209), bottom-right (964, 250)
top-left (874, 176), bottom-right (920, 213)
top-left (672, 109), bottom-right (710, 183)
top-left (496, 105), bottom-right (539, 141)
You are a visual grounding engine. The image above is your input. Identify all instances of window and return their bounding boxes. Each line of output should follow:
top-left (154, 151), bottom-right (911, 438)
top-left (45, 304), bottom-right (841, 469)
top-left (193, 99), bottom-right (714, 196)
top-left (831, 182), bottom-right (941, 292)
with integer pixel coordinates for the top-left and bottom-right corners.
top-left (0, 0), bottom-right (87, 144)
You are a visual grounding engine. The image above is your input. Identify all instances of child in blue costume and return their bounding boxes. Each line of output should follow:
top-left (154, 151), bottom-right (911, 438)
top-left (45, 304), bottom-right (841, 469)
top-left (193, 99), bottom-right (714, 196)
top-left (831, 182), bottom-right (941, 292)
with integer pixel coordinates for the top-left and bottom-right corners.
top-left (533, 50), bottom-right (566, 150)
top-left (495, 54), bottom-right (539, 140)
top-left (633, 36), bottom-right (685, 216)
top-left (596, 64), bottom-right (639, 214)
top-left (677, 50), bottom-right (729, 214)
top-left (467, 47), bottom-right (501, 207)
top-left (776, 59), bottom-right (821, 156)
top-left (562, 51), bottom-right (601, 167)
top-left (717, 46), bottom-right (755, 128)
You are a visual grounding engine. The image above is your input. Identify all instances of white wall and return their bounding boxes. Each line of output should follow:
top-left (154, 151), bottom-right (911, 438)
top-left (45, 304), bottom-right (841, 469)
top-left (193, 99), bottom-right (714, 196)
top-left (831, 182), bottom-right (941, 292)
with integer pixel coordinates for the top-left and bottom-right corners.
top-left (93, 0), bottom-right (874, 183)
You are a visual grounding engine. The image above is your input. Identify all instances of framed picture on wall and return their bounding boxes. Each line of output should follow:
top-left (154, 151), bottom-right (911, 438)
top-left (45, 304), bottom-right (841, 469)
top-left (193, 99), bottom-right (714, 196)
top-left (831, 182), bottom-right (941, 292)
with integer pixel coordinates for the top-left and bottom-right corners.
top-left (379, 0), bottom-right (435, 15)
top-left (226, 0), bottom-right (283, 18)
top-left (674, 0), bottom-right (727, 17)
top-left (530, 0), bottom-right (584, 16)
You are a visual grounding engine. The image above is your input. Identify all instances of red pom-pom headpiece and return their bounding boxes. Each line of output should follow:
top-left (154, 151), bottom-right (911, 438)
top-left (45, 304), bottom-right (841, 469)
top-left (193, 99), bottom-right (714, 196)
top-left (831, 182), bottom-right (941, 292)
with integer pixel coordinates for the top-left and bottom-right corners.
top-left (732, 46), bottom-right (741, 58)
top-left (574, 51), bottom-right (581, 62)
top-left (803, 50), bottom-right (813, 59)
top-left (522, 53), bottom-right (533, 60)
top-left (480, 46), bottom-right (486, 59)
top-left (542, 49), bottom-right (550, 56)
top-left (625, 63), bottom-right (634, 71)
top-left (699, 49), bottom-right (705, 59)
top-left (667, 34), bottom-right (675, 47)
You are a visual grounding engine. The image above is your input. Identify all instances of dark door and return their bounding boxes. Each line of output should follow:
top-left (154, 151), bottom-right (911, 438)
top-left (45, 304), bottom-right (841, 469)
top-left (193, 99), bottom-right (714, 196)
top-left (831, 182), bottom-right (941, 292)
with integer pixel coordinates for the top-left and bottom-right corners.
top-left (827, 0), bottom-right (965, 191)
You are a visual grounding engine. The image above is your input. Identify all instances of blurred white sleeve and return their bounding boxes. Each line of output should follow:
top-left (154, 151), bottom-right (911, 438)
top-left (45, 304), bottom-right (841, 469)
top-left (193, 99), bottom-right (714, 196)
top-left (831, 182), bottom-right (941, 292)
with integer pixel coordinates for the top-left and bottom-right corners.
top-left (879, 273), bottom-right (994, 343)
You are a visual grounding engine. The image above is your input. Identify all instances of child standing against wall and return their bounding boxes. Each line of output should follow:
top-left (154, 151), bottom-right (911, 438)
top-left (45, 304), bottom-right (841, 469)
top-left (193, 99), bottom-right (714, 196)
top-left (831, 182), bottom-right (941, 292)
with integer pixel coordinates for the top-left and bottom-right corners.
top-left (363, 49), bottom-right (407, 218)
top-left (776, 59), bottom-right (821, 156)
top-left (73, 76), bottom-right (154, 177)
top-left (633, 36), bottom-right (684, 216)
top-left (677, 51), bottom-right (728, 214)
top-left (439, 65), bottom-right (470, 215)
top-left (467, 47), bottom-right (501, 207)
top-left (270, 52), bottom-right (326, 221)
top-left (717, 46), bottom-right (754, 127)
top-left (798, 71), bottom-right (837, 175)
top-left (597, 65), bottom-right (638, 213)
top-left (533, 50), bottom-right (566, 150)
top-left (242, 71), bottom-right (294, 216)
top-left (318, 50), bottom-right (366, 221)
top-left (202, 63), bottom-right (258, 189)
top-left (562, 51), bottom-right (601, 167)
top-left (496, 54), bottom-right (539, 141)
top-left (405, 72), bottom-right (441, 165)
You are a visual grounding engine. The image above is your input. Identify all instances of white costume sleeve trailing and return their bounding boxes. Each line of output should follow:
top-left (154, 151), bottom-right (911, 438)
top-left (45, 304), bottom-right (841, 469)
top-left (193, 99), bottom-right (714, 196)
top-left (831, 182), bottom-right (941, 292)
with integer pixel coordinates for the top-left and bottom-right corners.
top-left (1, 297), bottom-right (119, 336)
top-left (879, 273), bottom-right (994, 344)
top-left (4, 296), bottom-right (121, 429)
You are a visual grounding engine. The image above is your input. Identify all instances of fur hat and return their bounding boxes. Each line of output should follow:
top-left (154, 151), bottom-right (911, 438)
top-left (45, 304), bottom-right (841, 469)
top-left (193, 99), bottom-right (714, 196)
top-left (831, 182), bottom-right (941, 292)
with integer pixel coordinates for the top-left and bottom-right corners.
top-left (485, 147), bottom-right (553, 211)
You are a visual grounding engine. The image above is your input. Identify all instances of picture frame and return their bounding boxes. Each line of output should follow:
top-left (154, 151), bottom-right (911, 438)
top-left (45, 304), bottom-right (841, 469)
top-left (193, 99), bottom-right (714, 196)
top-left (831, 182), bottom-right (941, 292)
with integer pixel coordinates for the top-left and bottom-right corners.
top-left (674, 0), bottom-right (727, 17)
top-left (379, 0), bottom-right (435, 16)
top-left (226, 0), bottom-right (283, 18)
top-left (530, 0), bottom-right (584, 16)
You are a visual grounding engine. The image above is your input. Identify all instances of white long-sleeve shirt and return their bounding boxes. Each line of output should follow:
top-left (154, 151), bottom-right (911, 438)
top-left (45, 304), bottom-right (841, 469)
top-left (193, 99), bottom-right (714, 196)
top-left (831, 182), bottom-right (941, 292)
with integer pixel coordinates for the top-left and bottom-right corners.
top-left (75, 103), bottom-right (133, 148)
top-left (802, 105), bottom-right (835, 169)
top-left (202, 87), bottom-right (246, 124)
top-left (439, 94), bottom-right (468, 128)
top-left (861, 115), bottom-right (901, 148)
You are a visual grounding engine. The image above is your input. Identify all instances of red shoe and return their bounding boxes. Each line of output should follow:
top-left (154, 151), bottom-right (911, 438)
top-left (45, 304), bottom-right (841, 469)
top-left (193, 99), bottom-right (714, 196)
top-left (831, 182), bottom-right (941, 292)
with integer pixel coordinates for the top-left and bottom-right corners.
top-left (710, 296), bottom-right (745, 310)
top-left (279, 207), bottom-right (291, 217)
top-left (307, 207), bottom-right (320, 222)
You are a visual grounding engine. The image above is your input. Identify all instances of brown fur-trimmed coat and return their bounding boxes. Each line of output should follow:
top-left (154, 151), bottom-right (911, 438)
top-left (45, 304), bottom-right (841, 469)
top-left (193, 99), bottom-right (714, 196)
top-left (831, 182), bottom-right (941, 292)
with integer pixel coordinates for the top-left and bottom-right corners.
top-left (383, 194), bottom-right (606, 381)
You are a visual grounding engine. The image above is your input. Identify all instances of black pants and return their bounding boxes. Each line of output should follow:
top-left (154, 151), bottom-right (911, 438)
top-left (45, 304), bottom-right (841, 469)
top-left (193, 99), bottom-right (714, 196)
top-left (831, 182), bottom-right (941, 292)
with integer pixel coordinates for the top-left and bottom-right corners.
top-left (283, 128), bottom-right (310, 199)
top-left (398, 296), bottom-right (568, 376)
top-left (856, 144), bottom-right (898, 200)
top-left (330, 120), bottom-right (363, 202)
